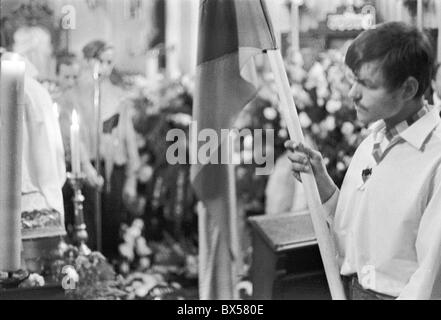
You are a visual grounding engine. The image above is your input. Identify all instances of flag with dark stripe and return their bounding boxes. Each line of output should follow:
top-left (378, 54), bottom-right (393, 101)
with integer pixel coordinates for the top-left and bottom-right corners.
top-left (191, 0), bottom-right (277, 299)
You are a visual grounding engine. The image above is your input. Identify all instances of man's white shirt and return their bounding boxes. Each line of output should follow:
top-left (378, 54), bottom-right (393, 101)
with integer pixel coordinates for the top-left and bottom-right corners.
top-left (323, 107), bottom-right (441, 299)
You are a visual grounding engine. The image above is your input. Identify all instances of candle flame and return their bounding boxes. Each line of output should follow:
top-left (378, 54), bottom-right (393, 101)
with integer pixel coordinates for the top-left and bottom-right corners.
top-left (71, 110), bottom-right (79, 128)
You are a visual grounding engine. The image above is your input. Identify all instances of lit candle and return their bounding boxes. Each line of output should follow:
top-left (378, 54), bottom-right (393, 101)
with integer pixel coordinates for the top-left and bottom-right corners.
top-left (70, 110), bottom-right (81, 176)
top-left (0, 55), bottom-right (25, 272)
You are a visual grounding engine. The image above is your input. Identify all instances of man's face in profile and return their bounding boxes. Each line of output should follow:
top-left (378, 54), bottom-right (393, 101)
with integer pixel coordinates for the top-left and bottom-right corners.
top-left (432, 67), bottom-right (441, 99)
top-left (347, 61), bottom-right (403, 125)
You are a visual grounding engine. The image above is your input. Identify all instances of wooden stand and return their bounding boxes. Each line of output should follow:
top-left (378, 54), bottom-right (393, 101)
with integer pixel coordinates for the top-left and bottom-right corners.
top-left (249, 212), bottom-right (331, 300)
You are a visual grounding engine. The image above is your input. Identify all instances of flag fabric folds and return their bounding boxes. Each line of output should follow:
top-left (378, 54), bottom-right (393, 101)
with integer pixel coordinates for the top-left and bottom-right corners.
top-left (191, 0), bottom-right (277, 299)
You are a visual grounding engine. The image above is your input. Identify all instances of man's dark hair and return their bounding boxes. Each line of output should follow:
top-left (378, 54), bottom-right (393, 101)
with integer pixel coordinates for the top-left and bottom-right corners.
top-left (56, 52), bottom-right (77, 74)
top-left (345, 22), bottom-right (435, 98)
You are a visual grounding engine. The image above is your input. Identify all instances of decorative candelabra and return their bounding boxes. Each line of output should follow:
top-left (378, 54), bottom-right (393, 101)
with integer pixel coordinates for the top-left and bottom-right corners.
top-left (67, 172), bottom-right (91, 256)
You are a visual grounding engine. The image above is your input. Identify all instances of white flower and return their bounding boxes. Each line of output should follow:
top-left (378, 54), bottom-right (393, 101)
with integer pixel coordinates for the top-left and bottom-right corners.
top-left (135, 237), bottom-right (152, 256)
top-left (316, 86), bottom-right (329, 100)
top-left (343, 156), bottom-right (352, 167)
top-left (278, 128), bottom-right (288, 139)
top-left (322, 116), bottom-right (336, 131)
top-left (119, 262), bottom-right (130, 274)
top-left (311, 124), bottom-right (321, 135)
top-left (336, 162), bottom-right (346, 172)
top-left (325, 99), bottom-right (342, 114)
top-left (263, 107), bottom-right (277, 121)
top-left (138, 165), bottom-right (153, 183)
top-left (135, 286), bottom-right (150, 298)
top-left (57, 240), bottom-right (69, 255)
top-left (133, 219), bottom-right (144, 230)
top-left (138, 257), bottom-right (151, 270)
top-left (341, 121), bottom-right (355, 136)
top-left (170, 113), bottom-right (192, 126)
top-left (299, 112), bottom-right (312, 128)
top-left (185, 255), bottom-right (198, 277)
top-left (127, 226), bottom-right (142, 239)
top-left (119, 243), bottom-right (135, 261)
top-left (28, 273), bottom-right (45, 287)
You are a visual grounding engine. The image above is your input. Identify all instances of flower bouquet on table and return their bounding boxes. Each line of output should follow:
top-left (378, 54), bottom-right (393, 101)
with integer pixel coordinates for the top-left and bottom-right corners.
top-left (116, 219), bottom-right (197, 299)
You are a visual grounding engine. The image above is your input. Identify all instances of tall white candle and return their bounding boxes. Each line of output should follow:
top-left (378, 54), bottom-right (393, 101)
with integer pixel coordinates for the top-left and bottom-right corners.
top-left (70, 110), bottom-right (81, 176)
top-left (417, 0), bottom-right (423, 30)
top-left (0, 56), bottom-right (25, 272)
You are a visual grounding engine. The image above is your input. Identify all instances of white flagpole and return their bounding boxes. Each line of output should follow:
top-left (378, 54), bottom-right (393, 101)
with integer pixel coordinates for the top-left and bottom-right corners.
top-left (266, 49), bottom-right (346, 300)
top-left (228, 163), bottom-right (240, 300)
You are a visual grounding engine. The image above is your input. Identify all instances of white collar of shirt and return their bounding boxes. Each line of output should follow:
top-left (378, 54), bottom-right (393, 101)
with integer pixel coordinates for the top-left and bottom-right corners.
top-left (369, 106), bottom-right (440, 151)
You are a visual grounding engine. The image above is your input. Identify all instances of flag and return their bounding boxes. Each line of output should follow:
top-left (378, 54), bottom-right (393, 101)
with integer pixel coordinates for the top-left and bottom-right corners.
top-left (191, 0), bottom-right (277, 299)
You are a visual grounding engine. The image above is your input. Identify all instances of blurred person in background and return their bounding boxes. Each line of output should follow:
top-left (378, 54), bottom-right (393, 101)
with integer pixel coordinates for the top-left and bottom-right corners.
top-left (75, 40), bottom-right (140, 261)
top-left (54, 53), bottom-right (104, 249)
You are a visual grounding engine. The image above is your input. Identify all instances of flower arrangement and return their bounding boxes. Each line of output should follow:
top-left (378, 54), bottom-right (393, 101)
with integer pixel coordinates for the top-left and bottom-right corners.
top-left (18, 237), bottom-right (189, 300)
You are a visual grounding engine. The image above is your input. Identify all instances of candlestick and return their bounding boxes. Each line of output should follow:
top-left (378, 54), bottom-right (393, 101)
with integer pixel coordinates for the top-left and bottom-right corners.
top-left (0, 55), bottom-right (25, 272)
top-left (70, 110), bottom-right (81, 176)
top-left (67, 173), bottom-right (91, 256)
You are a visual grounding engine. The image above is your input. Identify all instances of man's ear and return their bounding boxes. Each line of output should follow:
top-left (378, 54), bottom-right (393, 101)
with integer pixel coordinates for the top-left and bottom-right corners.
top-left (401, 76), bottom-right (419, 101)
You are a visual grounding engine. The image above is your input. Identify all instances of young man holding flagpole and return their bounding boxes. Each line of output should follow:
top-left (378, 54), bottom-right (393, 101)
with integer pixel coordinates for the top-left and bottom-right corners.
top-left (193, 0), bottom-right (346, 300)
top-left (287, 22), bottom-right (441, 299)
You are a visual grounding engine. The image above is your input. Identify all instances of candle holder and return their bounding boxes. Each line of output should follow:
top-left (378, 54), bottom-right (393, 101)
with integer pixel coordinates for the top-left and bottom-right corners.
top-left (67, 172), bottom-right (91, 256)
